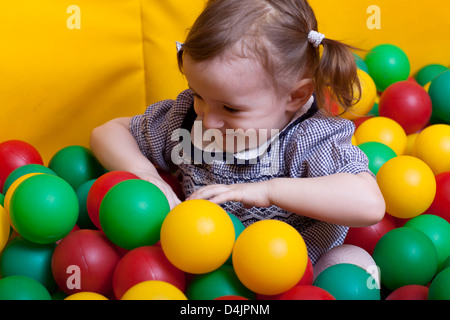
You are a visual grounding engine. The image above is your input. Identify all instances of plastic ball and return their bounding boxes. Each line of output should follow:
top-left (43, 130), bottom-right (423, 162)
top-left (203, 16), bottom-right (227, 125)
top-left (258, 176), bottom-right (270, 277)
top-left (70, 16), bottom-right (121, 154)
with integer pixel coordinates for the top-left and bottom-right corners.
top-left (353, 53), bottom-right (369, 73)
top-left (354, 116), bottom-right (407, 156)
top-left (160, 199), bottom-right (235, 274)
top-left (372, 227), bottom-right (438, 291)
top-left (48, 145), bottom-right (105, 190)
top-left (412, 124), bottom-right (450, 175)
top-left (51, 229), bottom-right (122, 295)
top-left (0, 205), bottom-right (10, 252)
top-left (0, 140), bottom-right (43, 192)
top-left (112, 245), bottom-right (186, 299)
top-left (100, 179), bottom-right (170, 250)
top-left (278, 285), bottom-right (336, 300)
top-left (214, 295), bottom-right (249, 300)
top-left (428, 69), bottom-right (450, 122)
top-left (344, 214), bottom-right (396, 255)
top-left (404, 214), bottom-right (450, 272)
top-left (64, 292), bottom-right (109, 300)
top-left (0, 236), bottom-right (57, 292)
top-left (313, 245), bottom-right (380, 287)
top-left (405, 133), bottom-right (419, 155)
top-left (232, 219), bottom-right (308, 296)
top-left (357, 141), bottom-right (396, 175)
top-left (425, 172), bottom-right (450, 222)
top-left (2, 163), bottom-right (56, 195)
top-left (376, 156), bottom-right (436, 219)
top-left (378, 81), bottom-right (432, 134)
top-left (415, 63), bottom-right (448, 86)
top-left (9, 174), bottom-right (79, 244)
top-left (313, 263), bottom-right (380, 300)
top-left (335, 69), bottom-right (377, 120)
top-left (365, 44), bottom-right (410, 92)
top-left (121, 280), bottom-right (187, 300)
top-left (385, 285), bottom-right (429, 300)
top-left (428, 267), bottom-right (450, 300)
top-left (0, 275), bottom-right (51, 300)
top-left (186, 265), bottom-right (255, 300)
top-left (75, 179), bottom-right (97, 229)
top-left (87, 171), bottom-right (140, 229)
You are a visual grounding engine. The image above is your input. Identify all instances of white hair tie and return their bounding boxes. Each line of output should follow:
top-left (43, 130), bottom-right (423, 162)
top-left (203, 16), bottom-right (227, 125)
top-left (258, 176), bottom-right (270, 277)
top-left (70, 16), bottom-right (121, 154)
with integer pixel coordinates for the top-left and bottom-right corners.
top-left (307, 30), bottom-right (325, 48)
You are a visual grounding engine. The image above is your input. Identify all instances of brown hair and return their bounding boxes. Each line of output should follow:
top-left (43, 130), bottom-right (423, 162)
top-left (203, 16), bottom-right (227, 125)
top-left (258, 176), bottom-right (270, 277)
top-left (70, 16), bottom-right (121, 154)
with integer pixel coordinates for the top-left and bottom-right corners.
top-left (177, 0), bottom-right (360, 115)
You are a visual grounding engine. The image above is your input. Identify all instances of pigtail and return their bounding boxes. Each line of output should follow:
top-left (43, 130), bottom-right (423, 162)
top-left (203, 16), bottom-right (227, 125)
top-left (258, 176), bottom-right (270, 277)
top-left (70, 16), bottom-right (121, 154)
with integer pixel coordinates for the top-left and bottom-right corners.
top-left (314, 38), bottom-right (361, 116)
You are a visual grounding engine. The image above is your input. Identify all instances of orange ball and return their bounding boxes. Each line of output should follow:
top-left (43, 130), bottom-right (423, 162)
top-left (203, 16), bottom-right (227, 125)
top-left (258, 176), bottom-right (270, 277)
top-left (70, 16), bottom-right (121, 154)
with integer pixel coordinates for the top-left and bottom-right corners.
top-left (354, 116), bottom-right (407, 156)
top-left (160, 199), bottom-right (235, 274)
top-left (376, 156), bottom-right (436, 219)
top-left (412, 124), bottom-right (450, 175)
top-left (232, 220), bottom-right (308, 296)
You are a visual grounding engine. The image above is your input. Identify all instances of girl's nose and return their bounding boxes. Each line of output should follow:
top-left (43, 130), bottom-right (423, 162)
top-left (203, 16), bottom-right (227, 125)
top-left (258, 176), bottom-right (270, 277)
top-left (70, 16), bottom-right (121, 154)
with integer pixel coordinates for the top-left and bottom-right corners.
top-left (195, 102), bottom-right (224, 130)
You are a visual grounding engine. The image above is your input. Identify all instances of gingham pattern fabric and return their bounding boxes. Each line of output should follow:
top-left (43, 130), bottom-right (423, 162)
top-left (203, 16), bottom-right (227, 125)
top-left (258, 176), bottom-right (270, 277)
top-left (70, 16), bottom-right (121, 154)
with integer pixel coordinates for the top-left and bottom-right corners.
top-left (130, 89), bottom-right (372, 264)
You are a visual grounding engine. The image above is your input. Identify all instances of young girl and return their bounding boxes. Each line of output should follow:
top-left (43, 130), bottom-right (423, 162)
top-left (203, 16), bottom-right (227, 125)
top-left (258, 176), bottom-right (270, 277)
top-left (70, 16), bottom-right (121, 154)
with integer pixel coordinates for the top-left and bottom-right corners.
top-left (90, 0), bottom-right (385, 264)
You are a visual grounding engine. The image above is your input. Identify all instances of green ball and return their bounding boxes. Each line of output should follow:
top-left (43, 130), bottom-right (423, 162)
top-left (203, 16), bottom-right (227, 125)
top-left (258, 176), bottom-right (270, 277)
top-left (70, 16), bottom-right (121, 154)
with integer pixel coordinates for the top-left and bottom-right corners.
top-left (9, 174), bottom-right (79, 244)
top-left (48, 145), bottom-right (105, 190)
top-left (404, 214), bottom-right (450, 272)
top-left (365, 44), bottom-right (410, 92)
top-left (0, 236), bottom-right (57, 292)
top-left (428, 69), bottom-right (450, 122)
top-left (75, 179), bottom-right (98, 229)
top-left (353, 53), bottom-right (369, 73)
top-left (313, 263), bottom-right (380, 300)
top-left (373, 227), bottom-right (438, 291)
top-left (100, 179), bottom-right (170, 250)
top-left (428, 267), bottom-right (450, 300)
top-left (186, 265), bottom-right (255, 300)
top-left (0, 275), bottom-right (52, 300)
top-left (415, 63), bottom-right (448, 86)
top-left (2, 164), bottom-right (56, 195)
top-left (358, 141), bottom-right (397, 175)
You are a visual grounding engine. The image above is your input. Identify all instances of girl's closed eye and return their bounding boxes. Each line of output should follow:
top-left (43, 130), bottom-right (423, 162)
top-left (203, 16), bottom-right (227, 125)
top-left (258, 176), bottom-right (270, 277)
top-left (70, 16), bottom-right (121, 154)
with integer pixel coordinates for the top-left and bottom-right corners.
top-left (223, 105), bottom-right (239, 114)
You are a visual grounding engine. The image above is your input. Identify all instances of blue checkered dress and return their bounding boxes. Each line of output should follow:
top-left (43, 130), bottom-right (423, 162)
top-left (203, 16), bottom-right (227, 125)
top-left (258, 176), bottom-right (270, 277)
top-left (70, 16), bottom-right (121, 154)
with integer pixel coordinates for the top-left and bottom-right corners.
top-left (130, 89), bottom-right (372, 264)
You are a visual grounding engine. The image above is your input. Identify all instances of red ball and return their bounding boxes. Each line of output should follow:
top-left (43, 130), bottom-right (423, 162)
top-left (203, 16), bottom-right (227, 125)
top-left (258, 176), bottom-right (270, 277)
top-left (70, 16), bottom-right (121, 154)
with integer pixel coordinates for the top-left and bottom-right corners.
top-left (344, 214), bottom-right (396, 255)
top-left (278, 285), bottom-right (336, 300)
top-left (87, 171), bottom-right (139, 229)
top-left (385, 285), bottom-right (429, 300)
top-left (0, 140), bottom-right (43, 191)
top-left (378, 80), bottom-right (432, 134)
top-left (214, 295), bottom-right (249, 300)
top-left (424, 172), bottom-right (450, 223)
top-left (51, 229), bottom-right (121, 295)
top-left (112, 245), bottom-right (186, 299)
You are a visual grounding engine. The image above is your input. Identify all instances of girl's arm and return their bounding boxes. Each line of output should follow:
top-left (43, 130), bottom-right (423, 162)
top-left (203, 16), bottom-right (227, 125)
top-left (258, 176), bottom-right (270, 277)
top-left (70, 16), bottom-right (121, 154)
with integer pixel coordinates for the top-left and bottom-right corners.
top-left (187, 172), bottom-right (385, 228)
top-left (90, 117), bottom-right (181, 208)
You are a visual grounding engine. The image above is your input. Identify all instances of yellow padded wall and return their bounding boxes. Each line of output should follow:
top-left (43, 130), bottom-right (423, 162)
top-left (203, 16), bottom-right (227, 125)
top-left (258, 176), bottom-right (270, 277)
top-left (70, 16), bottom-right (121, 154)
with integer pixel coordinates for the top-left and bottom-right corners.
top-left (0, 0), bottom-right (449, 164)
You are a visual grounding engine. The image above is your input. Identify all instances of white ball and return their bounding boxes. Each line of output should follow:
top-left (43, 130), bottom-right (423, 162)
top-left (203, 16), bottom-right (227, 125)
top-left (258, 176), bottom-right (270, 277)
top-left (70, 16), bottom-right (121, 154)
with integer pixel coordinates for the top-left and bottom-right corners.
top-left (314, 244), bottom-right (380, 287)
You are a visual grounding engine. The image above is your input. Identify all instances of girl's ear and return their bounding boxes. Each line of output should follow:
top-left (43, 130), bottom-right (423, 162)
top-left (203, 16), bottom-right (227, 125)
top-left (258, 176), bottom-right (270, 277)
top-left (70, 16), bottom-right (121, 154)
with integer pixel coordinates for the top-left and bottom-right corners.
top-left (286, 78), bottom-right (314, 112)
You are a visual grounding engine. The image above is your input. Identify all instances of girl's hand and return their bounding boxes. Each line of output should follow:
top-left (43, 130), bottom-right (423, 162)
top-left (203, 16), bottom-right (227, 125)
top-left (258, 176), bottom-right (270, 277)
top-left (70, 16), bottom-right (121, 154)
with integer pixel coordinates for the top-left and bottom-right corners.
top-left (134, 171), bottom-right (182, 210)
top-left (187, 181), bottom-right (272, 209)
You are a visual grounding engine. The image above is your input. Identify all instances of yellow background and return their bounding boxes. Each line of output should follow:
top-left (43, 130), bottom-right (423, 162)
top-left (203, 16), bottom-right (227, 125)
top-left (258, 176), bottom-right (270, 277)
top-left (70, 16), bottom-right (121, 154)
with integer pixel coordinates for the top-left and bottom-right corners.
top-left (1, 0), bottom-right (449, 163)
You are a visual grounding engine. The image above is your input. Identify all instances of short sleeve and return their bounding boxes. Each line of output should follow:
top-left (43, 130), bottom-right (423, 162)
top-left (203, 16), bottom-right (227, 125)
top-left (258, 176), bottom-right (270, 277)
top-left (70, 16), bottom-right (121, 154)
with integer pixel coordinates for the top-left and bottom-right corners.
top-left (285, 112), bottom-right (373, 178)
top-left (129, 90), bottom-right (194, 171)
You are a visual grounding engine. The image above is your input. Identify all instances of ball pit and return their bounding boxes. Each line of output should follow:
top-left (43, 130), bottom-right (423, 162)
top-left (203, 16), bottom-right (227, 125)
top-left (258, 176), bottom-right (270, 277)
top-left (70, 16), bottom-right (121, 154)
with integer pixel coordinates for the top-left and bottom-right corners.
top-left (0, 275), bottom-right (52, 300)
top-left (428, 69), bottom-right (450, 122)
top-left (425, 172), bottom-right (450, 222)
top-left (120, 280), bottom-right (188, 300)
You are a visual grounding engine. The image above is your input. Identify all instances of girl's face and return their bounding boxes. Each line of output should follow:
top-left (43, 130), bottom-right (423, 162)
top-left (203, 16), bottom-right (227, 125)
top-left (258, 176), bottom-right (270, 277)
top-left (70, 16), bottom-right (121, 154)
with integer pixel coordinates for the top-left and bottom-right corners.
top-left (183, 53), bottom-right (299, 152)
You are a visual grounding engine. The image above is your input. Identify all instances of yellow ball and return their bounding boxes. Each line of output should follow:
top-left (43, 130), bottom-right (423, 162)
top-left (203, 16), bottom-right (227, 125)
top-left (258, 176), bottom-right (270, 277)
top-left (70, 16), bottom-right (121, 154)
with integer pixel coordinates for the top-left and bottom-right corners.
top-left (160, 199), bottom-right (235, 274)
top-left (232, 220), bottom-right (308, 296)
top-left (376, 156), bottom-right (436, 219)
top-left (412, 124), bottom-right (450, 175)
top-left (64, 292), bottom-right (109, 300)
top-left (3, 172), bottom-right (43, 229)
top-left (121, 280), bottom-right (187, 300)
top-left (354, 116), bottom-right (407, 156)
top-left (0, 205), bottom-right (10, 252)
top-left (405, 133), bottom-right (419, 155)
top-left (338, 69), bottom-right (377, 120)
